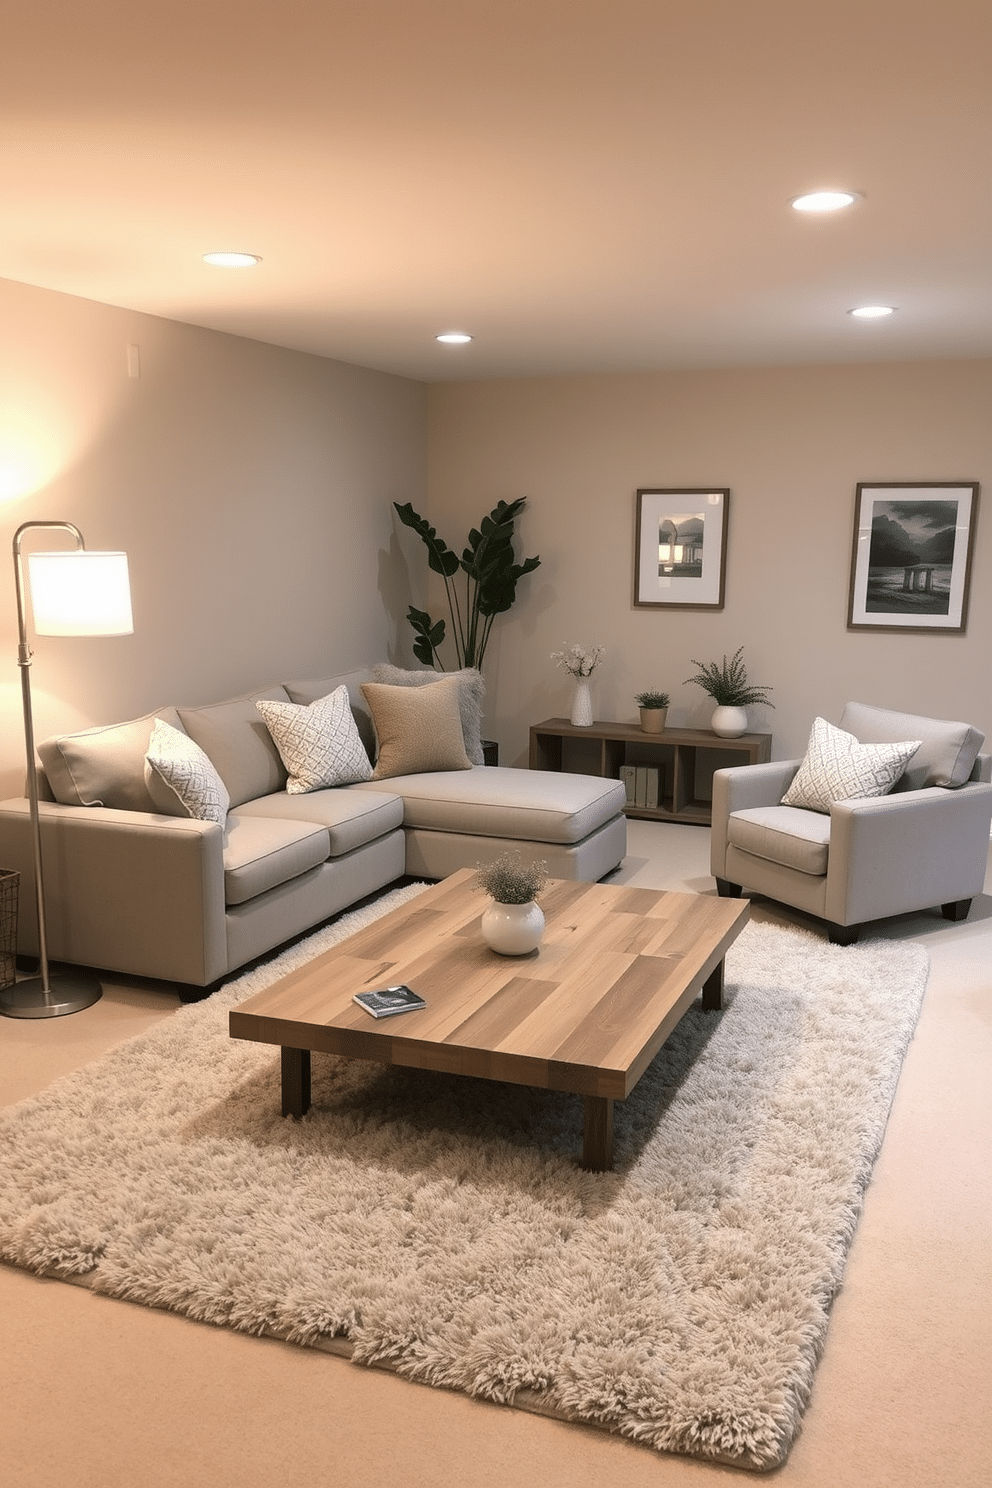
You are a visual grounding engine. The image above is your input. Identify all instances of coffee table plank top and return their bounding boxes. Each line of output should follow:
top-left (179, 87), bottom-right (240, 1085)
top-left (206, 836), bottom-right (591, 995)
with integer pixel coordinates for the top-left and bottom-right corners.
top-left (230, 870), bottom-right (749, 1100)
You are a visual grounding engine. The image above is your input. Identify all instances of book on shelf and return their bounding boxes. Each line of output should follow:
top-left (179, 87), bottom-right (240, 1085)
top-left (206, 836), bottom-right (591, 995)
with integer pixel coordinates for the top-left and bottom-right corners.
top-left (620, 764), bottom-right (637, 805)
top-left (632, 764), bottom-right (661, 808)
top-left (353, 985), bottom-right (427, 1019)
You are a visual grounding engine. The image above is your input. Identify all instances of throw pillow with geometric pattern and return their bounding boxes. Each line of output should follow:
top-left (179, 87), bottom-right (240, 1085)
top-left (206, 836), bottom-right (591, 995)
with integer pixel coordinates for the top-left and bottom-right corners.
top-left (144, 717), bottom-right (231, 824)
top-left (781, 716), bottom-right (922, 814)
top-left (256, 687), bottom-right (373, 793)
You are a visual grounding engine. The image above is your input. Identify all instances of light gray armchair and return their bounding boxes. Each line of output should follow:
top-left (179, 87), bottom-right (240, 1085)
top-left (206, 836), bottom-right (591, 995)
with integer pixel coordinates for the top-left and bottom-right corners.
top-left (711, 702), bottom-right (992, 944)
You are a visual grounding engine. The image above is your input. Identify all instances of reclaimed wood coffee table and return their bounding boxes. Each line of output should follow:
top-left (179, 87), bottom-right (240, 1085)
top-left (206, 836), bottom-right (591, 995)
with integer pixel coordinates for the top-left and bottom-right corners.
top-left (229, 869), bottom-right (749, 1170)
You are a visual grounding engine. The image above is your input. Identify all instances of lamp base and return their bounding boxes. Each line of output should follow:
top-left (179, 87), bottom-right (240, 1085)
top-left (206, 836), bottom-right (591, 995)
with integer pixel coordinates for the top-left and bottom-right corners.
top-left (0, 973), bottom-right (102, 1019)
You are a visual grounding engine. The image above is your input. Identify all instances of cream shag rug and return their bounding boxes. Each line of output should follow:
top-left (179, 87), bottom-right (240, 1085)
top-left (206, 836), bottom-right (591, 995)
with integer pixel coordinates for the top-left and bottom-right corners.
top-left (0, 885), bottom-right (930, 1471)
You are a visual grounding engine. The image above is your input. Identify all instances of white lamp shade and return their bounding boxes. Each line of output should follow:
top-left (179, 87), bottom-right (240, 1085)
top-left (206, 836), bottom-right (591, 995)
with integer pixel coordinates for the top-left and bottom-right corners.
top-left (27, 550), bottom-right (134, 636)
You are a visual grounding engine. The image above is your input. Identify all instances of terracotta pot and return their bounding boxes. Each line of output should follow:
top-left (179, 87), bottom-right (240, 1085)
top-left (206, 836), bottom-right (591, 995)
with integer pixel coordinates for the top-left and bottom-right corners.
top-left (638, 706), bottom-right (668, 734)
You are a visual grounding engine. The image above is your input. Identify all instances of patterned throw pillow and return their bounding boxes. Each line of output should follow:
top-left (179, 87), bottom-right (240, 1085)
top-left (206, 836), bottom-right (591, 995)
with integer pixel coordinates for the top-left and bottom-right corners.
top-left (255, 687), bottom-right (373, 793)
top-left (144, 718), bottom-right (230, 824)
top-left (781, 716), bottom-right (921, 814)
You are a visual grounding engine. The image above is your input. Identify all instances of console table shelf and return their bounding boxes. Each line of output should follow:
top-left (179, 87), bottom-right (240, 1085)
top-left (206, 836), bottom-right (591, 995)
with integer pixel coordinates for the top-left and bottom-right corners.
top-left (529, 718), bottom-right (772, 826)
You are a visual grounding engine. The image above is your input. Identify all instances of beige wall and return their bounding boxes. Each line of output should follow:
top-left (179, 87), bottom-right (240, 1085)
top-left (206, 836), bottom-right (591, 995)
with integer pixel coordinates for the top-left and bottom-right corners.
top-left (0, 279), bottom-right (426, 796)
top-left (426, 361), bottom-right (992, 768)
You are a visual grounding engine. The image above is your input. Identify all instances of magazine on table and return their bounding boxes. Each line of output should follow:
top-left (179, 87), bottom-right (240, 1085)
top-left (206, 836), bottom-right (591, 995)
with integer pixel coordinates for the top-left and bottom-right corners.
top-left (353, 984), bottom-right (427, 1019)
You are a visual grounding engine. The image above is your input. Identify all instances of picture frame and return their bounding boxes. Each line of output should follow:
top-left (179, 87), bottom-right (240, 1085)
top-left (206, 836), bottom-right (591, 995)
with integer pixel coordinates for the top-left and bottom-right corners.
top-left (633, 488), bottom-right (729, 609)
top-left (847, 482), bottom-right (979, 633)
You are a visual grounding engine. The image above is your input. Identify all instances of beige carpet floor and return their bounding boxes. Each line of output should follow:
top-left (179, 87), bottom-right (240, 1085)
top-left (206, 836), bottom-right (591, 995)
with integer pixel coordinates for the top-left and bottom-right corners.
top-left (1, 819), bottom-right (990, 1488)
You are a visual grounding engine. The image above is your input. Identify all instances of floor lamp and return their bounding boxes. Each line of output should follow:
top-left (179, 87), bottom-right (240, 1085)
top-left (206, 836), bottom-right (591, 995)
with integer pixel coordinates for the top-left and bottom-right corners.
top-left (0, 521), bottom-right (133, 1019)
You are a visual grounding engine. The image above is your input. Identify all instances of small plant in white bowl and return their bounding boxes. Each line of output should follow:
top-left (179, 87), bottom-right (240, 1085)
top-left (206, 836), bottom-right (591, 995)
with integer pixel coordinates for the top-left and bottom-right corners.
top-left (634, 689), bottom-right (670, 734)
top-left (475, 851), bottom-right (550, 955)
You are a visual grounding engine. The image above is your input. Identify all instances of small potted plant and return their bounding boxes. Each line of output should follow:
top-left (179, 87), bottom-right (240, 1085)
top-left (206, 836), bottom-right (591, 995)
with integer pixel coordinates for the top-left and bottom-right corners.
top-left (474, 851), bottom-right (550, 955)
top-left (684, 647), bottom-right (774, 737)
top-left (634, 689), bottom-right (670, 734)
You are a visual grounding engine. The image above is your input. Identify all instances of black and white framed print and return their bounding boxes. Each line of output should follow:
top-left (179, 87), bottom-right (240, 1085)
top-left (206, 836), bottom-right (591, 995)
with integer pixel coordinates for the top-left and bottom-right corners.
top-left (633, 489), bottom-right (729, 609)
top-left (847, 482), bottom-right (979, 632)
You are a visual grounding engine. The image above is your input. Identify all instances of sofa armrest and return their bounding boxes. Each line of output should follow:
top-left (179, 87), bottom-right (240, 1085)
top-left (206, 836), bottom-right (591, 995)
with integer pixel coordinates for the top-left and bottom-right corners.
top-left (0, 798), bottom-right (228, 986)
top-left (710, 760), bottom-right (801, 878)
top-left (824, 781), bottom-right (992, 926)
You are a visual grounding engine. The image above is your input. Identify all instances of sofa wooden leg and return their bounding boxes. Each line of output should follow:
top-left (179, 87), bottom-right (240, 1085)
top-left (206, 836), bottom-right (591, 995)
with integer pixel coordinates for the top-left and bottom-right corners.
top-left (941, 899), bottom-right (972, 923)
top-left (828, 923), bottom-right (861, 946)
top-left (715, 878), bottom-right (742, 898)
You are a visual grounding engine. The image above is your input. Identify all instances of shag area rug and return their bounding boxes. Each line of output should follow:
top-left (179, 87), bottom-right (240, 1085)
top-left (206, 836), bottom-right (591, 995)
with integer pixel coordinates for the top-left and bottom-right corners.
top-left (0, 885), bottom-right (930, 1471)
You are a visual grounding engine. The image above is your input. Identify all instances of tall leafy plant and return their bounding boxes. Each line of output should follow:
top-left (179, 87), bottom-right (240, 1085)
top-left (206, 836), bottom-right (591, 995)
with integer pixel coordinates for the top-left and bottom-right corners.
top-left (394, 498), bottom-right (541, 670)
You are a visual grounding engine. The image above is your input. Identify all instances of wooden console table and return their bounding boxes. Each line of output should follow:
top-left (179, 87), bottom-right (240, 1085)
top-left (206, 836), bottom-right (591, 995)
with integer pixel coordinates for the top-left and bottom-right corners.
top-left (529, 717), bottom-right (772, 826)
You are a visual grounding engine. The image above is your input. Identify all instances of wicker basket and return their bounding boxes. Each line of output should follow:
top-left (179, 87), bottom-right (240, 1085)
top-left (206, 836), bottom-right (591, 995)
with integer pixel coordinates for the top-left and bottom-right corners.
top-left (0, 869), bottom-right (19, 990)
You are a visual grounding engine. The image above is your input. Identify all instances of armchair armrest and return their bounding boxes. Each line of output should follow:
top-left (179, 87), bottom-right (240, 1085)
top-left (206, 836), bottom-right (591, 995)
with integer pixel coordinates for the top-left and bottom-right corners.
top-left (0, 798), bottom-right (228, 986)
top-left (711, 760), bottom-right (801, 878)
top-left (825, 781), bottom-right (992, 926)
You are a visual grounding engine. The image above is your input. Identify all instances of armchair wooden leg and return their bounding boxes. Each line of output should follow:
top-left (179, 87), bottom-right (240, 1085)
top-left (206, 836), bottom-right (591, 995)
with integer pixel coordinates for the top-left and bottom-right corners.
top-left (941, 899), bottom-right (972, 923)
top-left (715, 878), bottom-right (743, 898)
top-left (828, 923), bottom-right (861, 946)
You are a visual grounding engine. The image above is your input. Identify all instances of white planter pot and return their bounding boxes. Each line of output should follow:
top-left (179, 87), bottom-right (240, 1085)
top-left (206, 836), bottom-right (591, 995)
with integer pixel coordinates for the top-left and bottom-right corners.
top-left (638, 706), bottom-right (668, 734)
top-left (570, 677), bottom-right (594, 727)
top-left (711, 705), bottom-right (748, 738)
top-left (481, 900), bottom-right (545, 955)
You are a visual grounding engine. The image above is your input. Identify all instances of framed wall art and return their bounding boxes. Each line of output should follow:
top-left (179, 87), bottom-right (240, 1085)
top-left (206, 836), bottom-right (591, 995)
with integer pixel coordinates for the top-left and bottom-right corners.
top-left (847, 482), bottom-right (979, 633)
top-left (633, 488), bottom-right (729, 609)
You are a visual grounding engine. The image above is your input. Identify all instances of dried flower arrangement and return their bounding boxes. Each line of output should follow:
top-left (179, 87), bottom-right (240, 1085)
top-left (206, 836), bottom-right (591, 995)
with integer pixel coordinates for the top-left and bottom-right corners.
top-left (474, 851), bottom-right (550, 905)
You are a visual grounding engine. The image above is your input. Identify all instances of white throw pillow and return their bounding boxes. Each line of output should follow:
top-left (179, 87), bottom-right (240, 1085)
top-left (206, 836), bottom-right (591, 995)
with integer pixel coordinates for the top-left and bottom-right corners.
top-left (781, 716), bottom-right (921, 814)
top-left (256, 687), bottom-right (373, 793)
top-left (144, 718), bottom-right (230, 824)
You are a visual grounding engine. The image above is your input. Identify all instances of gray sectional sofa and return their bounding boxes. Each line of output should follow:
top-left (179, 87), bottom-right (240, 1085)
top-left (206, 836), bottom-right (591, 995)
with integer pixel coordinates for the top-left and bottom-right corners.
top-left (0, 667), bottom-right (626, 995)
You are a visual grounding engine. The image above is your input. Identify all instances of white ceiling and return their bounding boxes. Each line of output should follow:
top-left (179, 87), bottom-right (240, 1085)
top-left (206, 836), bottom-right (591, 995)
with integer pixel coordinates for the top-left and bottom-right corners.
top-left (4, 0), bottom-right (991, 383)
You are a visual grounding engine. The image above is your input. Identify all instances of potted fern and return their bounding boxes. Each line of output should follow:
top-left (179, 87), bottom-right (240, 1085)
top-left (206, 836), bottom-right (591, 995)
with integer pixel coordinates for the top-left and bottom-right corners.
top-left (634, 689), bottom-right (670, 734)
top-left (684, 647), bottom-right (774, 737)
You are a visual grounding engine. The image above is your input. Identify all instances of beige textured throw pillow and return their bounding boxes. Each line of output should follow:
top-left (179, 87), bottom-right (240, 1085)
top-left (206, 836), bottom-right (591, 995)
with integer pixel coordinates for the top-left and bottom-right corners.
top-left (361, 677), bottom-right (473, 779)
top-left (256, 687), bottom-right (373, 792)
top-left (369, 664), bottom-right (485, 764)
top-left (781, 716), bottom-right (921, 814)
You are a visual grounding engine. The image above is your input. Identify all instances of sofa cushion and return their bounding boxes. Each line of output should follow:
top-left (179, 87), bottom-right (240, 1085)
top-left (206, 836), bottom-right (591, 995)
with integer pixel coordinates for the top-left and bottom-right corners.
top-left (144, 718), bottom-right (231, 824)
top-left (222, 815), bottom-right (330, 906)
top-left (177, 687), bottom-right (290, 808)
top-left (361, 678), bottom-right (472, 779)
top-left (369, 663), bottom-right (486, 765)
top-left (781, 717), bottom-right (921, 814)
top-left (256, 687), bottom-right (373, 792)
top-left (38, 706), bottom-right (186, 811)
top-left (283, 670), bottom-right (376, 762)
top-left (839, 701), bottom-right (984, 790)
top-left (236, 787), bottom-right (404, 858)
top-left (352, 765), bottom-right (626, 845)
top-left (728, 805), bottom-right (832, 877)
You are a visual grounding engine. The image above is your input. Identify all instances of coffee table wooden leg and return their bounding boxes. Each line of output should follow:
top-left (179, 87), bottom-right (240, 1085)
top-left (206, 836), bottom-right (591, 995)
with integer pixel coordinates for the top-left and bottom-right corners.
top-left (583, 1095), bottom-right (615, 1171)
top-left (702, 959), bottom-right (725, 1011)
top-left (281, 1047), bottom-right (311, 1118)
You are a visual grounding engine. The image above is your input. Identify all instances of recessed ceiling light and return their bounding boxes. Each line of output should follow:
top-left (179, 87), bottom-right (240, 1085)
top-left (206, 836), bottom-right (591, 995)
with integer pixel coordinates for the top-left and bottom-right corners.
top-left (790, 191), bottom-right (860, 213)
top-left (436, 332), bottom-right (473, 344)
top-left (848, 304), bottom-right (896, 319)
top-left (202, 252), bottom-right (262, 267)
